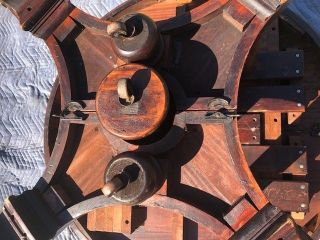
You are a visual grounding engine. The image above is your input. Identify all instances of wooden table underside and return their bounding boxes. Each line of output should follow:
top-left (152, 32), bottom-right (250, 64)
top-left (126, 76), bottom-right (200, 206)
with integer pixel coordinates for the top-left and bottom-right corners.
top-left (6, 0), bottom-right (313, 239)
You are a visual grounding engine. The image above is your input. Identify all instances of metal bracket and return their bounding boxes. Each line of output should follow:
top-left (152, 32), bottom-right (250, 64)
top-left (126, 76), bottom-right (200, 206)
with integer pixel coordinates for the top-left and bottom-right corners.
top-left (53, 101), bottom-right (84, 120)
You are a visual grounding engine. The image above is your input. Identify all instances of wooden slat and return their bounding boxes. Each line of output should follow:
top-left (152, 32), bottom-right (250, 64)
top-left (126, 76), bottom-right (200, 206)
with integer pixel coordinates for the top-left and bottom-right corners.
top-left (223, 0), bottom-right (255, 32)
top-left (144, 207), bottom-right (183, 240)
top-left (264, 181), bottom-right (309, 213)
top-left (264, 112), bottom-right (281, 141)
top-left (138, 0), bottom-right (192, 21)
top-left (287, 112), bottom-right (303, 125)
top-left (254, 18), bottom-right (279, 52)
top-left (243, 145), bottom-right (307, 177)
top-left (238, 114), bottom-right (260, 144)
top-left (172, 213), bottom-right (184, 240)
top-left (243, 50), bottom-right (304, 80)
top-left (223, 198), bottom-right (257, 231)
top-left (238, 86), bottom-right (305, 112)
top-left (87, 206), bottom-right (132, 233)
top-left (263, 217), bottom-right (302, 240)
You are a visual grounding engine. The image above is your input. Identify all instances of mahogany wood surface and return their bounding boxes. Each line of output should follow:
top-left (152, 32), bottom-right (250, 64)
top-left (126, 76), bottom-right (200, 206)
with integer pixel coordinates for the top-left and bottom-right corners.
top-left (223, 198), bottom-right (257, 231)
top-left (96, 64), bottom-right (169, 140)
top-left (264, 112), bottom-right (282, 141)
top-left (36, 0), bottom-right (302, 239)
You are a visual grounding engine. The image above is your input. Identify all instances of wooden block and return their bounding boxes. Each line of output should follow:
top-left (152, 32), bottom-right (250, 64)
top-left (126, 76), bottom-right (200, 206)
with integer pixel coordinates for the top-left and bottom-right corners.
top-left (238, 114), bottom-right (260, 144)
top-left (172, 213), bottom-right (184, 240)
top-left (238, 86), bottom-right (305, 112)
top-left (264, 112), bottom-right (281, 141)
top-left (243, 145), bottom-right (307, 177)
top-left (53, 16), bottom-right (77, 42)
top-left (291, 212), bottom-right (305, 220)
top-left (223, 0), bottom-right (255, 32)
top-left (263, 181), bottom-right (309, 212)
top-left (144, 207), bottom-right (183, 239)
top-left (243, 50), bottom-right (304, 80)
top-left (255, 18), bottom-right (279, 52)
top-left (288, 112), bottom-right (303, 125)
top-left (87, 205), bottom-right (132, 233)
top-left (224, 198), bottom-right (257, 231)
top-left (138, 0), bottom-right (191, 22)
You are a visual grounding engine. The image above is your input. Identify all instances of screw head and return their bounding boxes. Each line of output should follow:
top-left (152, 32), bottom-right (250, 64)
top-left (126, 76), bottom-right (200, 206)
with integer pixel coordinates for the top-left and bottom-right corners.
top-left (297, 89), bottom-right (301, 94)
top-left (301, 203), bottom-right (306, 208)
top-left (300, 185), bottom-right (306, 190)
top-left (299, 164), bottom-right (304, 169)
top-left (296, 69), bottom-right (300, 74)
top-left (296, 53), bottom-right (300, 58)
top-left (297, 103), bottom-right (302, 107)
top-left (299, 150), bottom-right (303, 154)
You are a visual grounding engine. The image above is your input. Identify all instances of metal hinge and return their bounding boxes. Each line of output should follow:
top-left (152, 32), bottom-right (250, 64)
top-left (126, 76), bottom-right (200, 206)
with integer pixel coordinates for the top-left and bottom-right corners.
top-left (52, 101), bottom-right (85, 121)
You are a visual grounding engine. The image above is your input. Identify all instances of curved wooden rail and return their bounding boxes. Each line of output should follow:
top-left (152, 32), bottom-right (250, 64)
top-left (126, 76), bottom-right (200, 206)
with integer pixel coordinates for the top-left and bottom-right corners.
top-left (104, 0), bottom-right (229, 32)
top-left (43, 35), bottom-right (72, 183)
top-left (59, 194), bottom-right (234, 239)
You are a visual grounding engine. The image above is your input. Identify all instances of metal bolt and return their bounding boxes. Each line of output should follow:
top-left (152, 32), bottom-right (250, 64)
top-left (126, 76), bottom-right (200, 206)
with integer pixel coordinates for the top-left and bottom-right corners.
top-left (296, 69), bottom-right (300, 74)
top-left (296, 53), bottom-right (300, 58)
top-left (297, 89), bottom-right (301, 94)
top-left (299, 150), bottom-right (303, 154)
top-left (118, 78), bottom-right (135, 105)
top-left (297, 103), bottom-right (302, 107)
top-left (300, 185), bottom-right (306, 190)
top-left (299, 164), bottom-right (304, 169)
top-left (300, 203), bottom-right (306, 208)
top-left (107, 21), bottom-right (127, 38)
top-left (102, 175), bottom-right (128, 197)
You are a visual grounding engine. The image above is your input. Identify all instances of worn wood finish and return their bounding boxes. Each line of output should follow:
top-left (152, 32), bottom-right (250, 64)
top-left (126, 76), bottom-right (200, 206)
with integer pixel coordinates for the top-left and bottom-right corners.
top-left (243, 145), bottom-right (307, 178)
top-left (96, 64), bottom-right (169, 140)
top-left (1, 0), bottom-right (306, 239)
top-left (238, 114), bottom-right (261, 144)
top-left (87, 205), bottom-right (132, 233)
top-left (177, 124), bottom-right (247, 205)
top-left (243, 50), bottom-right (304, 80)
top-left (66, 125), bottom-right (113, 196)
top-left (112, 0), bottom-right (230, 32)
top-left (223, 0), bottom-right (255, 32)
top-left (224, 198), bottom-right (258, 231)
top-left (238, 86), bottom-right (305, 112)
top-left (264, 181), bottom-right (309, 213)
top-left (264, 112), bottom-right (282, 141)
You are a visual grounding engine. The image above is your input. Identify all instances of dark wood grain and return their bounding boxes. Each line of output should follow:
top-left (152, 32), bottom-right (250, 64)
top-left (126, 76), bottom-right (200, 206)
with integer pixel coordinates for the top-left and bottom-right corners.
top-left (96, 64), bottom-right (169, 140)
top-left (264, 181), bottom-right (309, 213)
top-left (238, 114), bottom-right (261, 144)
top-left (243, 145), bottom-right (307, 178)
top-left (224, 198), bottom-right (258, 231)
top-left (223, 0), bottom-right (255, 32)
top-left (238, 86), bottom-right (305, 112)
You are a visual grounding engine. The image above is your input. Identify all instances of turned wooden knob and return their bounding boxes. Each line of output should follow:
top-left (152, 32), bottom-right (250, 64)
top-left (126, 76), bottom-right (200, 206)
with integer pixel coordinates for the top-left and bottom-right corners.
top-left (103, 152), bottom-right (163, 205)
top-left (109, 13), bottom-right (162, 63)
top-left (96, 64), bottom-right (169, 140)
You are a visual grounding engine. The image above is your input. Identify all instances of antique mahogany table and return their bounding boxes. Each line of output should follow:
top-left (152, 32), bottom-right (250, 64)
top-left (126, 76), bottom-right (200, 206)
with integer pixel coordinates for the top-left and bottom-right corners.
top-left (0, 0), bottom-right (319, 239)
